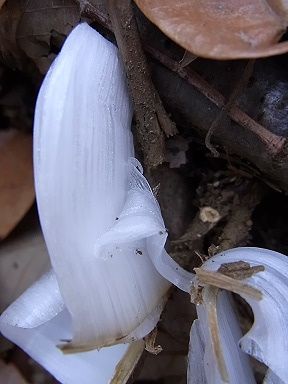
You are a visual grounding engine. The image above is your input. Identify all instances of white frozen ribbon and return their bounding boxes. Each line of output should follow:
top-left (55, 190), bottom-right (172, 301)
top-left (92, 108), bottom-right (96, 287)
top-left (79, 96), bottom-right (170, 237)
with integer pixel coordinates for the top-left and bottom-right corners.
top-left (0, 22), bottom-right (183, 383)
top-left (33, 21), bottom-right (173, 352)
top-left (0, 272), bottom-right (135, 384)
top-left (188, 247), bottom-right (288, 384)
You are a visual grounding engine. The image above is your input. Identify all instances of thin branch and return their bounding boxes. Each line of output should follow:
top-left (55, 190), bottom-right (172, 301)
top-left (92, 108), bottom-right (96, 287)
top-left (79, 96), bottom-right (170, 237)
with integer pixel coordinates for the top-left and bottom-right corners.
top-left (205, 60), bottom-right (255, 156)
top-left (106, 0), bottom-right (177, 169)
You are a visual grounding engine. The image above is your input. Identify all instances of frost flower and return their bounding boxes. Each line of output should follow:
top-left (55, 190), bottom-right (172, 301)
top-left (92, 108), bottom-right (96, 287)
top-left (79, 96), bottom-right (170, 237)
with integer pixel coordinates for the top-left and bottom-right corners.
top-left (0, 23), bottom-right (191, 383)
top-left (2, 21), bottom-right (285, 384)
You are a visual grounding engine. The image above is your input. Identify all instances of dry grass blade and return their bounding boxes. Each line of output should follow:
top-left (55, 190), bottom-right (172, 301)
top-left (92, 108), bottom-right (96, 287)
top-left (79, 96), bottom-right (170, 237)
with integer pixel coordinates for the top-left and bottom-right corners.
top-left (203, 286), bottom-right (229, 383)
top-left (110, 341), bottom-right (145, 384)
top-left (135, 0), bottom-right (288, 59)
top-left (194, 268), bottom-right (262, 300)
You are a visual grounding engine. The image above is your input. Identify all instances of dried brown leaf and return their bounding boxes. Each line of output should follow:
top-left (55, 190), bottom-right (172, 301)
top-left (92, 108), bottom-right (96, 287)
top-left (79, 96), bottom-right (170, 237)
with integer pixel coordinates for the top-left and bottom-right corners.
top-left (17, 0), bottom-right (80, 73)
top-left (0, 0), bottom-right (80, 72)
top-left (134, 0), bottom-right (288, 59)
top-left (0, 130), bottom-right (34, 240)
top-left (0, 227), bottom-right (50, 313)
top-left (0, 1), bottom-right (24, 68)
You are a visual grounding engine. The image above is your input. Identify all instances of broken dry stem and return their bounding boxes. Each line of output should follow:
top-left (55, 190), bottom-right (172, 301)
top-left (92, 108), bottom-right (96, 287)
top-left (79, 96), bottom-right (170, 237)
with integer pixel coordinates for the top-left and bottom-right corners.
top-left (205, 60), bottom-right (255, 156)
top-left (106, 0), bottom-right (176, 169)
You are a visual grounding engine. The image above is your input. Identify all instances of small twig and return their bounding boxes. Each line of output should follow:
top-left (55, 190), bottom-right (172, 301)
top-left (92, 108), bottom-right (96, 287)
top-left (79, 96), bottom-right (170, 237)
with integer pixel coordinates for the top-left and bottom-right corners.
top-left (171, 174), bottom-right (233, 257)
top-left (106, 0), bottom-right (177, 169)
top-left (79, 1), bottom-right (111, 28)
top-left (205, 60), bottom-right (255, 157)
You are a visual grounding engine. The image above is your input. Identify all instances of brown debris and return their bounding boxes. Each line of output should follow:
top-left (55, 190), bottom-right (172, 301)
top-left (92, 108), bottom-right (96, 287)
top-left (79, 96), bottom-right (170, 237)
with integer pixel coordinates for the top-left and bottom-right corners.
top-left (144, 328), bottom-right (163, 355)
top-left (218, 261), bottom-right (265, 280)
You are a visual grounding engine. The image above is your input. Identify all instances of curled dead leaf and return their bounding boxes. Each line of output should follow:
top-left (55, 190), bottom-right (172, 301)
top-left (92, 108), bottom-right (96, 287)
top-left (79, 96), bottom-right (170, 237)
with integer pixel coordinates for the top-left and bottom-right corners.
top-left (134, 0), bottom-right (288, 59)
top-left (0, 0), bottom-right (80, 73)
top-left (0, 130), bottom-right (34, 240)
top-left (17, 0), bottom-right (80, 73)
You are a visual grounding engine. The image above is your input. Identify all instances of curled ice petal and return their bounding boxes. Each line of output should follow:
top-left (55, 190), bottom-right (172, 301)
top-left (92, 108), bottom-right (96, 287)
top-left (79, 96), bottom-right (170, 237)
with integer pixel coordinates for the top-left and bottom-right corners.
top-left (188, 319), bottom-right (207, 384)
top-left (32, 22), bottom-right (172, 351)
top-left (0, 270), bottom-right (64, 328)
top-left (189, 247), bottom-right (288, 384)
top-left (97, 158), bottom-right (194, 293)
top-left (0, 278), bottom-right (141, 384)
top-left (189, 290), bottom-right (255, 384)
top-left (264, 370), bottom-right (285, 384)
